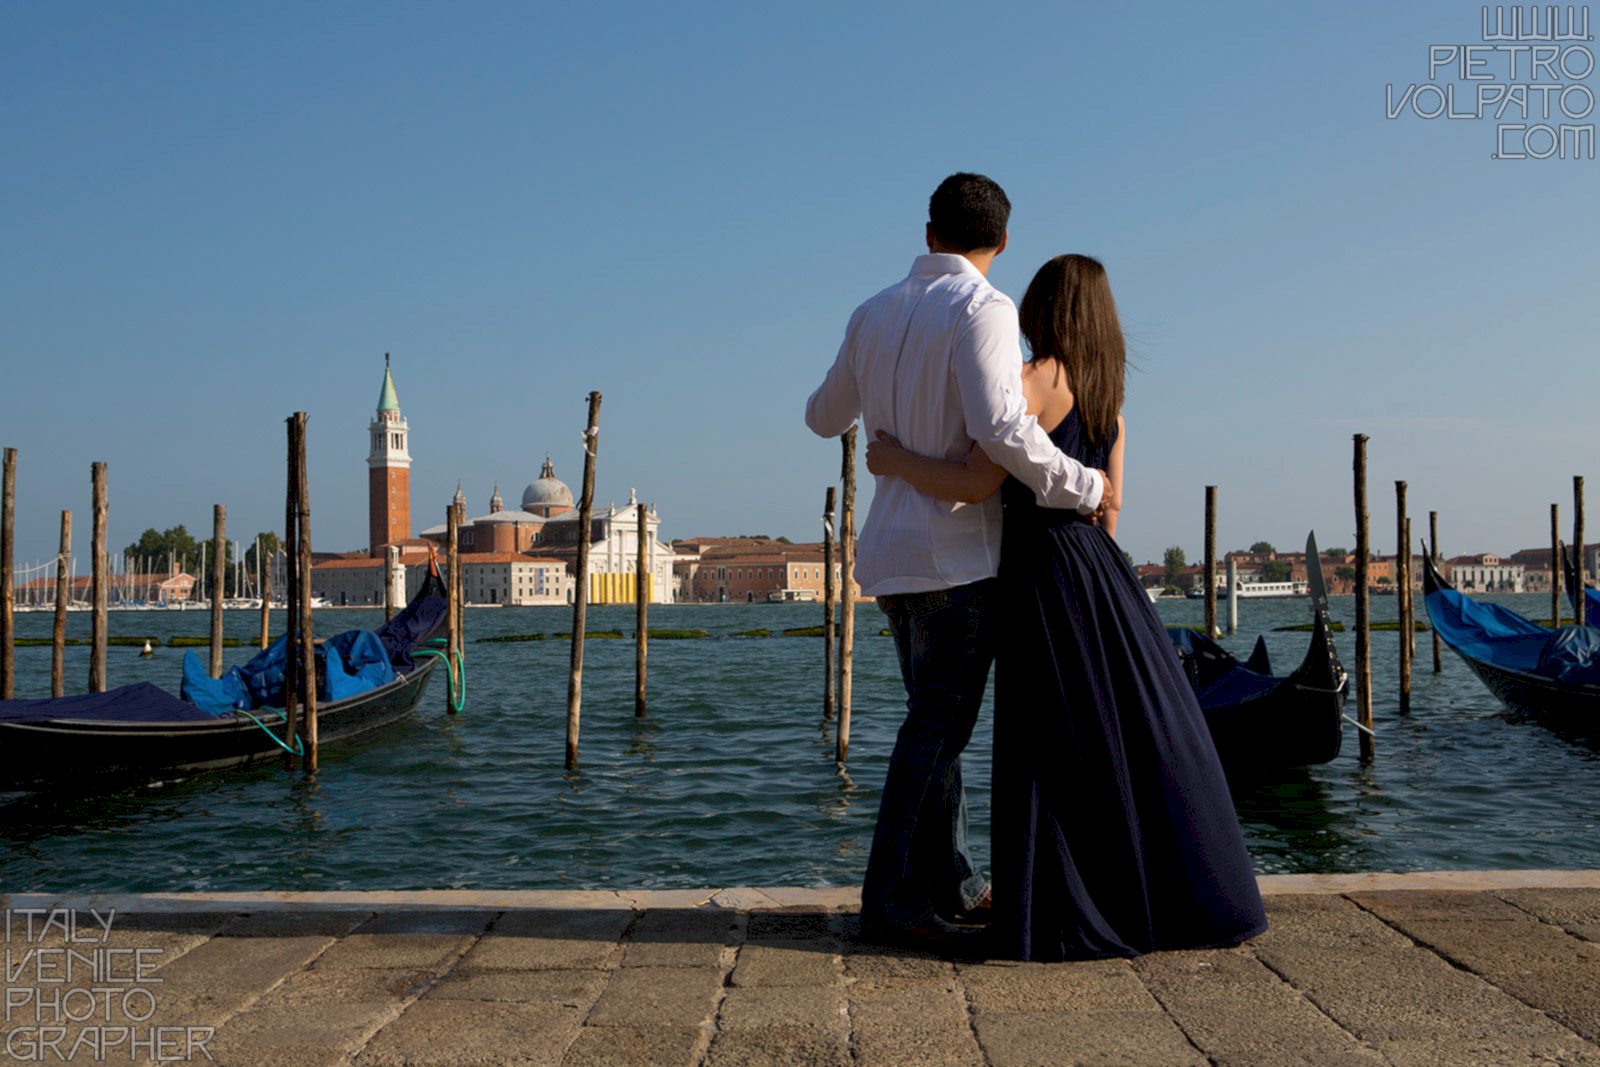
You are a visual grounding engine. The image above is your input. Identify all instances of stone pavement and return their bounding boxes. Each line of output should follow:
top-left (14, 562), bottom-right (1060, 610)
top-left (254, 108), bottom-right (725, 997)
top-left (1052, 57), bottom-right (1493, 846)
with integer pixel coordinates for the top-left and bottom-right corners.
top-left (4, 871), bottom-right (1600, 1066)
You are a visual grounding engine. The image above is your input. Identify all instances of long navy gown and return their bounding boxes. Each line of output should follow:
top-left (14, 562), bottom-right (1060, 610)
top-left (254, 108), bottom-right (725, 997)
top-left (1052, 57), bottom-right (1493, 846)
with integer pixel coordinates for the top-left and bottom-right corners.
top-left (991, 409), bottom-right (1267, 961)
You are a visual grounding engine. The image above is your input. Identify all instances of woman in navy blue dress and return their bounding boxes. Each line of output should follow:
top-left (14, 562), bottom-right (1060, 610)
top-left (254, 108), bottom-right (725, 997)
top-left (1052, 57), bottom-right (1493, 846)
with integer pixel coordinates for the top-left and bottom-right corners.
top-left (866, 254), bottom-right (1265, 961)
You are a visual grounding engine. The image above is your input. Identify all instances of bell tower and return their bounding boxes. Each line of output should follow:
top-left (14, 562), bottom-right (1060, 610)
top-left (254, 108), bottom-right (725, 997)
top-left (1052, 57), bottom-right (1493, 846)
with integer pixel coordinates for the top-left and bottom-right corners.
top-left (368, 354), bottom-right (412, 555)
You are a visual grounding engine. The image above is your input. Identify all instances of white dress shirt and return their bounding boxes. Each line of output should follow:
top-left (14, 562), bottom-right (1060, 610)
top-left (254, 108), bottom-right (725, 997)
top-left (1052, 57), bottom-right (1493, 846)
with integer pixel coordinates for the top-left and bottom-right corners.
top-left (806, 253), bottom-right (1105, 597)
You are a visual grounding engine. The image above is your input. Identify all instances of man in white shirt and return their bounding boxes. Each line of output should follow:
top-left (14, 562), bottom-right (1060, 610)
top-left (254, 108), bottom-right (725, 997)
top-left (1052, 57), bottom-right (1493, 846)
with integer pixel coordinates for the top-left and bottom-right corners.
top-left (806, 173), bottom-right (1107, 946)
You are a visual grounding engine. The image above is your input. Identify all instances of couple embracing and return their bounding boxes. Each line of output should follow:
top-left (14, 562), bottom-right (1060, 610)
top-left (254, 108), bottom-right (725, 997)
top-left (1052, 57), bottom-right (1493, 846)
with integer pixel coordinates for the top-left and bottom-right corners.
top-left (805, 173), bottom-right (1265, 961)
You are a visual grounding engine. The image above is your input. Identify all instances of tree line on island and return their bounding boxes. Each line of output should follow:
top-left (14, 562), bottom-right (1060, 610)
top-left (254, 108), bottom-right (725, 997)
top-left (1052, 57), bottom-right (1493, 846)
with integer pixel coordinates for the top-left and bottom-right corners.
top-left (121, 526), bottom-right (281, 595)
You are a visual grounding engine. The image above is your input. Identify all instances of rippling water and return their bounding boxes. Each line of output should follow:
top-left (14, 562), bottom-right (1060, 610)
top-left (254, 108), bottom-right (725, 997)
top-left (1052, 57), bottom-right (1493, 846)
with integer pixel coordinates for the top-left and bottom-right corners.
top-left (2, 593), bottom-right (1598, 892)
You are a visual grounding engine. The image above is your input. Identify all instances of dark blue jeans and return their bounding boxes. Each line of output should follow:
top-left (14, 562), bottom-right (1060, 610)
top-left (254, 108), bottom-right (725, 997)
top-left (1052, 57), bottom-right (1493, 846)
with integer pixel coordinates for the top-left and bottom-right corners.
top-left (861, 577), bottom-right (996, 930)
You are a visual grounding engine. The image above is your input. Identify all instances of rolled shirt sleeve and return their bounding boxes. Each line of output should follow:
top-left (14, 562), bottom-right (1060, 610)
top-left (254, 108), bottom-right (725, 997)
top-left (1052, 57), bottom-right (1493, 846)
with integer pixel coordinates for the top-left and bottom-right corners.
top-left (805, 307), bottom-right (864, 438)
top-left (952, 297), bottom-right (1105, 514)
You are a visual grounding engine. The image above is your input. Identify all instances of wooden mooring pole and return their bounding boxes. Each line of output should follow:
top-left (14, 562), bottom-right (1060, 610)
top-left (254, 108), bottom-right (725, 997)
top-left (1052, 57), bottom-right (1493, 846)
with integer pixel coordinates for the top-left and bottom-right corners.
top-left (1405, 515), bottom-right (1416, 660)
top-left (454, 499), bottom-right (467, 663)
top-left (52, 511), bottom-right (70, 697)
top-left (89, 462), bottom-right (108, 694)
top-left (1203, 486), bottom-right (1217, 639)
top-left (210, 505), bottom-right (227, 677)
top-left (837, 426), bottom-right (858, 764)
top-left (1440, 511), bottom-right (1452, 675)
top-left (635, 502), bottom-right (648, 718)
top-left (1551, 504), bottom-right (1562, 629)
top-left (1354, 435), bottom-right (1373, 762)
top-left (257, 536), bottom-right (270, 649)
top-left (566, 391), bottom-right (602, 771)
top-left (294, 413), bottom-right (317, 772)
top-left (0, 447), bottom-right (13, 700)
top-left (1576, 476), bottom-right (1587, 629)
top-left (1396, 481), bottom-right (1410, 716)
top-left (283, 416), bottom-right (301, 770)
top-left (446, 503), bottom-right (461, 715)
top-left (1225, 557), bottom-right (1238, 635)
top-left (822, 487), bottom-right (836, 722)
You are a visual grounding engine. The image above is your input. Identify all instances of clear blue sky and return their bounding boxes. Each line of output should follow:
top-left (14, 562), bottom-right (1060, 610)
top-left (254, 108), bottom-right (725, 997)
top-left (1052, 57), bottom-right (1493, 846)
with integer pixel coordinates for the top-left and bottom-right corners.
top-left (2, 2), bottom-right (1595, 570)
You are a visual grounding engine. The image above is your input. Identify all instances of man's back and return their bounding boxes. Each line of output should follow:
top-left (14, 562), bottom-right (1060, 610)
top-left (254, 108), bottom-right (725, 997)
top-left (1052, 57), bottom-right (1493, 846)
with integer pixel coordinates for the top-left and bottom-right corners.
top-left (807, 253), bottom-right (1013, 596)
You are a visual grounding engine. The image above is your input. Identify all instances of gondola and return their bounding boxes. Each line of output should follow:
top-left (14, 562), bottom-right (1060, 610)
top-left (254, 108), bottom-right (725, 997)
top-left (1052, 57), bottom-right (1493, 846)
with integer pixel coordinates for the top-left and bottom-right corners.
top-left (1167, 532), bottom-right (1349, 771)
top-left (1424, 550), bottom-right (1600, 723)
top-left (0, 563), bottom-right (449, 791)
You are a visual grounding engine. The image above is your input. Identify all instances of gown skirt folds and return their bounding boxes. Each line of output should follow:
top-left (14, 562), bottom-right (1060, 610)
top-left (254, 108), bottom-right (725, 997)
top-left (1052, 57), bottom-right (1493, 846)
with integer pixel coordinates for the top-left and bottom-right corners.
top-left (991, 410), bottom-right (1266, 961)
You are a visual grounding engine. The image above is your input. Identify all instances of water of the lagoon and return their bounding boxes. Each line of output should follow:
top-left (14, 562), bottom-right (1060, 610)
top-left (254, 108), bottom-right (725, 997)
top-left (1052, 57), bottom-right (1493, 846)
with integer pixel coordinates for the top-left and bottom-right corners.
top-left (1, 593), bottom-right (1597, 892)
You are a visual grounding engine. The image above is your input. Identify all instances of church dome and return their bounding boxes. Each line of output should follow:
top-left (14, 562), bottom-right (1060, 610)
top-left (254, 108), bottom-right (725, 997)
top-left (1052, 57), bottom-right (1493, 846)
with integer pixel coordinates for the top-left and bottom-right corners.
top-left (522, 456), bottom-right (574, 511)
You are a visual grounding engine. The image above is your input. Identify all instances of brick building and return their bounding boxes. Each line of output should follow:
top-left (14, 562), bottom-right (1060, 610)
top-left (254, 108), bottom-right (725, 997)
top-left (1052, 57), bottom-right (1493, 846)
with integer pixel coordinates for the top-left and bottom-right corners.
top-left (672, 537), bottom-right (861, 603)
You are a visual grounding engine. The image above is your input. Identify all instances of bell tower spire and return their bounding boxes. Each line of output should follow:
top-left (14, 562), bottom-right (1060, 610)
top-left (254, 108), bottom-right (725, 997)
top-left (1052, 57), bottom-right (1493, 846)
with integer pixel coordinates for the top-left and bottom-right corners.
top-left (368, 353), bottom-right (412, 555)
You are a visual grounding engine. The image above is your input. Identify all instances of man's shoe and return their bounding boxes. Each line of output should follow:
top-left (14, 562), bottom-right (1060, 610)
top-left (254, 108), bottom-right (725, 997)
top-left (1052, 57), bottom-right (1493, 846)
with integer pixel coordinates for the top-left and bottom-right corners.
top-left (948, 886), bottom-right (992, 926)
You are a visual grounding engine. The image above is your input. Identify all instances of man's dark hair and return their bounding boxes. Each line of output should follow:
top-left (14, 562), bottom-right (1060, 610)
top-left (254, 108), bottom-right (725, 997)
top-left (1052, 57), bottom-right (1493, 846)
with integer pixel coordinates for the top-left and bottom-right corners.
top-left (928, 172), bottom-right (1011, 252)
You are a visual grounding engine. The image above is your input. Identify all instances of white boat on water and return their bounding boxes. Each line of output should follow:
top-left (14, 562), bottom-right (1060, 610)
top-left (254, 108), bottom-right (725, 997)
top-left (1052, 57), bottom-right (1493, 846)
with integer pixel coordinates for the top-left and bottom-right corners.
top-left (1219, 579), bottom-right (1310, 599)
top-left (767, 589), bottom-right (818, 604)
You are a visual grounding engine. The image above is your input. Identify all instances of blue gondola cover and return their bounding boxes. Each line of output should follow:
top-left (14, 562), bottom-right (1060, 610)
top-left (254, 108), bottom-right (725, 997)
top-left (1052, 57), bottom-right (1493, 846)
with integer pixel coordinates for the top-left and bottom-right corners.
top-left (0, 683), bottom-right (222, 724)
top-left (180, 653), bottom-right (252, 714)
top-left (1428, 581), bottom-right (1600, 685)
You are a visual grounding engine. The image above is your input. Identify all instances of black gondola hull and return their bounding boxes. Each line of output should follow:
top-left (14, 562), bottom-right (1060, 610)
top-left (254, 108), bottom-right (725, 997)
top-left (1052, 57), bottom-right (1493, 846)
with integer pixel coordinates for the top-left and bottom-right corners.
top-left (1448, 647), bottom-right (1600, 723)
top-left (0, 659), bottom-right (436, 791)
top-left (1203, 678), bottom-right (1348, 772)
top-left (1174, 610), bottom-right (1349, 773)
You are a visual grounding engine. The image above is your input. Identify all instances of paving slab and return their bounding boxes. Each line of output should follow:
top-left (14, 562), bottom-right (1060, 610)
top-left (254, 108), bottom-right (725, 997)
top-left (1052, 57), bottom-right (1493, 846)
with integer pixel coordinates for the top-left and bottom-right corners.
top-left (355, 908), bottom-right (499, 935)
top-left (460, 934), bottom-right (621, 971)
top-left (729, 939), bottom-right (841, 987)
top-left (211, 998), bottom-right (403, 1058)
top-left (704, 1025), bottom-right (852, 1066)
top-left (585, 965), bottom-right (726, 1029)
top-left (1355, 890), bottom-right (1600, 1043)
top-left (1499, 885), bottom-right (1600, 941)
top-left (709, 887), bottom-right (781, 911)
top-left (851, 1028), bottom-right (985, 1067)
top-left (1134, 947), bottom-right (1384, 1065)
top-left (716, 985), bottom-right (847, 1031)
top-left (356, 998), bottom-right (584, 1065)
top-left (312, 931), bottom-right (476, 972)
top-left (841, 946), bottom-right (954, 983)
top-left (959, 958), bottom-right (1156, 1014)
top-left (621, 907), bottom-right (743, 969)
top-left (972, 1009), bottom-right (1207, 1067)
top-left (845, 975), bottom-right (972, 1039)
top-left (563, 1024), bottom-right (707, 1066)
top-left (426, 967), bottom-right (609, 1007)
top-left (746, 909), bottom-right (842, 940)
top-left (146, 932), bottom-right (334, 1000)
top-left (218, 909), bottom-right (375, 937)
top-left (493, 905), bottom-right (636, 940)
top-left (253, 963), bottom-right (437, 1005)
top-left (1254, 894), bottom-right (1600, 1065)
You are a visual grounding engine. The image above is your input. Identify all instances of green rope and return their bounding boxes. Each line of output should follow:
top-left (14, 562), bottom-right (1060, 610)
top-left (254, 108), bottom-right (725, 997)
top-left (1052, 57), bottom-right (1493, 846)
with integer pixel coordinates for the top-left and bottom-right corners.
top-left (415, 637), bottom-right (466, 713)
top-left (235, 707), bottom-right (305, 757)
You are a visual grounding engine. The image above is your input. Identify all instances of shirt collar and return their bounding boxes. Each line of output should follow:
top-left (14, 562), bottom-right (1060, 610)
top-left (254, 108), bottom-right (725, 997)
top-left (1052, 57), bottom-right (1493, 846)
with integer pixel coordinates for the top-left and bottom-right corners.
top-left (911, 253), bottom-right (985, 278)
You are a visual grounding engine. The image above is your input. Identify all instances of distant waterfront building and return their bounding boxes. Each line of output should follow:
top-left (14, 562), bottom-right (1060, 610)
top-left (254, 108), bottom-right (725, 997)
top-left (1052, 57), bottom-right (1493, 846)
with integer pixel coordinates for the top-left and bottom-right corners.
top-left (421, 476), bottom-right (675, 605)
top-left (671, 537), bottom-right (859, 603)
top-left (367, 355), bottom-right (412, 556)
top-left (457, 554), bottom-right (572, 606)
top-left (1445, 554), bottom-right (1524, 593)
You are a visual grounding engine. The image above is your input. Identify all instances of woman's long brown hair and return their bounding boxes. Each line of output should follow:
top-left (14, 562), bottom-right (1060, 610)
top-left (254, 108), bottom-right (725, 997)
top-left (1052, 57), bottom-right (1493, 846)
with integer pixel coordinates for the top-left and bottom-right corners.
top-left (1018, 254), bottom-right (1125, 446)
